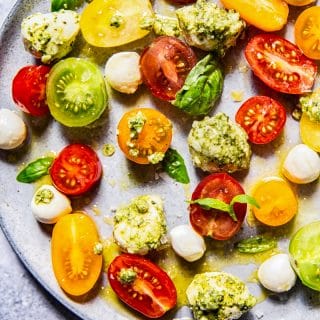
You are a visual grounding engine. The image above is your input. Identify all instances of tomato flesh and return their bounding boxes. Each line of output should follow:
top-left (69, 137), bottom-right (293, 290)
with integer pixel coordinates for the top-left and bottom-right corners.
top-left (12, 65), bottom-right (50, 116)
top-left (245, 34), bottom-right (317, 94)
top-left (289, 221), bottom-right (320, 291)
top-left (235, 96), bottom-right (286, 144)
top-left (108, 254), bottom-right (177, 318)
top-left (51, 212), bottom-right (102, 296)
top-left (295, 6), bottom-right (320, 60)
top-left (300, 113), bottom-right (320, 152)
top-left (50, 144), bottom-right (102, 196)
top-left (140, 36), bottom-right (197, 101)
top-left (190, 173), bottom-right (247, 240)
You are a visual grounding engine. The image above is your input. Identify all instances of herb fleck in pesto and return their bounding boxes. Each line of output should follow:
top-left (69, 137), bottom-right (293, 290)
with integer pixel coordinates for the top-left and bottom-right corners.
top-left (128, 111), bottom-right (146, 139)
top-left (110, 13), bottom-right (124, 28)
top-left (118, 268), bottom-right (137, 285)
top-left (35, 188), bottom-right (54, 204)
top-left (93, 242), bottom-right (103, 255)
top-left (102, 143), bottom-right (115, 157)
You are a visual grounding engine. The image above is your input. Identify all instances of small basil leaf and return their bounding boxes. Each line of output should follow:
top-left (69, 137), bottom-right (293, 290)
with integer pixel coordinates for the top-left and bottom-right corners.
top-left (230, 194), bottom-right (260, 209)
top-left (163, 148), bottom-right (190, 184)
top-left (236, 236), bottom-right (277, 253)
top-left (16, 157), bottom-right (54, 183)
top-left (173, 54), bottom-right (223, 116)
top-left (190, 198), bottom-right (237, 222)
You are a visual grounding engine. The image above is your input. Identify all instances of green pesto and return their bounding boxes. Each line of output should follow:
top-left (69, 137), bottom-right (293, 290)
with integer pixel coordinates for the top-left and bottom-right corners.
top-left (186, 272), bottom-right (256, 320)
top-left (35, 188), bottom-right (54, 204)
top-left (176, 0), bottom-right (246, 55)
top-left (139, 13), bottom-right (154, 31)
top-left (128, 111), bottom-right (146, 139)
top-left (188, 113), bottom-right (251, 173)
top-left (93, 242), bottom-right (103, 255)
top-left (153, 14), bottom-right (180, 37)
top-left (118, 268), bottom-right (137, 285)
top-left (110, 13), bottom-right (124, 28)
top-left (147, 152), bottom-right (165, 164)
top-left (102, 144), bottom-right (115, 157)
top-left (300, 90), bottom-right (320, 122)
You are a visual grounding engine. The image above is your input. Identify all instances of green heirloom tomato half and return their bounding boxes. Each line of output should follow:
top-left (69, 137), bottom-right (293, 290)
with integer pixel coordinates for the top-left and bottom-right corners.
top-left (47, 58), bottom-right (108, 127)
top-left (289, 221), bottom-right (320, 291)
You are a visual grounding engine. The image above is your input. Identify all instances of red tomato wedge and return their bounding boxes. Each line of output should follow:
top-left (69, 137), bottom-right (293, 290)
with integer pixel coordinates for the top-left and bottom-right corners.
top-left (50, 144), bottom-right (102, 196)
top-left (108, 254), bottom-right (177, 318)
top-left (235, 96), bottom-right (286, 144)
top-left (190, 173), bottom-right (247, 240)
top-left (140, 36), bottom-right (197, 101)
top-left (12, 65), bottom-right (51, 116)
top-left (245, 34), bottom-right (317, 94)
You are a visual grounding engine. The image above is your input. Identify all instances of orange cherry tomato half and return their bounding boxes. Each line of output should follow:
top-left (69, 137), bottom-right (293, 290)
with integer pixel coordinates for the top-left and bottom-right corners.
top-left (252, 177), bottom-right (298, 226)
top-left (235, 96), bottom-right (286, 144)
top-left (295, 6), bottom-right (320, 60)
top-left (108, 254), bottom-right (177, 318)
top-left (117, 108), bottom-right (172, 164)
top-left (50, 144), bottom-right (102, 196)
top-left (190, 173), bottom-right (247, 240)
top-left (245, 34), bottom-right (317, 94)
top-left (284, 0), bottom-right (315, 6)
top-left (51, 212), bottom-right (103, 296)
top-left (140, 36), bottom-right (197, 101)
top-left (12, 65), bottom-right (50, 116)
top-left (220, 0), bottom-right (289, 32)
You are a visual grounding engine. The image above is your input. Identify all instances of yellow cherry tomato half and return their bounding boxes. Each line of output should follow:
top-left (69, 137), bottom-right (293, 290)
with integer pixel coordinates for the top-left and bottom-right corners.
top-left (252, 177), bottom-right (298, 226)
top-left (117, 108), bottom-right (172, 165)
top-left (80, 0), bottom-right (153, 48)
top-left (300, 112), bottom-right (320, 152)
top-left (51, 212), bottom-right (102, 296)
top-left (295, 6), bottom-right (320, 60)
top-left (220, 0), bottom-right (289, 32)
top-left (284, 0), bottom-right (315, 6)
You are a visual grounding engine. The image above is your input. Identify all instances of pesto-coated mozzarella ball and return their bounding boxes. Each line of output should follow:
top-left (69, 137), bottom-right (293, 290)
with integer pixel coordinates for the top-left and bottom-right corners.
top-left (282, 144), bottom-right (320, 184)
top-left (0, 109), bottom-right (27, 150)
top-left (104, 52), bottom-right (142, 94)
top-left (170, 224), bottom-right (206, 262)
top-left (31, 185), bottom-right (72, 224)
top-left (258, 254), bottom-right (296, 293)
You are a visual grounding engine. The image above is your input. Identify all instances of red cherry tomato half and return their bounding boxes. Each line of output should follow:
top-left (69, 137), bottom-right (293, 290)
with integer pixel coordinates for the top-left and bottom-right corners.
top-left (50, 144), bottom-right (102, 196)
top-left (108, 254), bottom-right (177, 318)
top-left (190, 173), bottom-right (247, 240)
top-left (245, 34), bottom-right (317, 94)
top-left (140, 36), bottom-right (197, 101)
top-left (12, 65), bottom-right (51, 116)
top-left (235, 96), bottom-right (286, 144)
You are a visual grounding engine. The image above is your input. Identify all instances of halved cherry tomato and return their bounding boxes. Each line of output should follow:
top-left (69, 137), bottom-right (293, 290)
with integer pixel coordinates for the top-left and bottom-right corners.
top-left (235, 96), bottom-right (286, 144)
top-left (140, 36), bottom-right (197, 101)
top-left (284, 0), bottom-right (315, 6)
top-left (108, 254), bottom-right (177, 318)
top-left (189, 173), bottom-right (247, 241)
top-left (300, 113), bottom-right (320, 152)
top-left (12, 65), bottom-right (50, 116)
top-left (252, 176), bottom-right (298, 226)
top-left (220, 0), bottom-right (288, 32)
top-left (295, 6), bottom-right (320, 60)
top-left (245, 34), bottom-right (317, 94)
top-left (50, 144), bottom-right (102, 196)
top-left (117, 108), bottom-right (172, 164)
top-left (51, 212), bottom-right (102, 296)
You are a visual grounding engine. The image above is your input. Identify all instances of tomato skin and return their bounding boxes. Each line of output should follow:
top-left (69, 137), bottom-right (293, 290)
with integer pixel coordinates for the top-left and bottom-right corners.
top-left (117, 108), bottom-right (172, 164)
top-left (190, 173), bottom-right (247, 241)
top-left (245, 34), bottom-right (317, 94)
top-left (284, 0), bottom-right (315, 6)
top-left (221, 0), bottom-right (288, 32)
top-left (50, 144), bottom-right (102, 196)
top-left (108, 254), bottom-right (177, 318)
top-left (51, 212), bottom-right (102, 296)
top-left (235, 96), bottom-right (286, 144)
top-left (140, 36), bottom-right (197, 101)
top-left (295, 6), bottom-right (320, 60)
top-left (12, 65), bottom-right (50, 116)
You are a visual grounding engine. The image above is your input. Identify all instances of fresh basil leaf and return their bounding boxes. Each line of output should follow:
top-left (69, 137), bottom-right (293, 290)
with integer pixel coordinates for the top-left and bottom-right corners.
top-left (190, 198), bottom-right (237, 222)
top-left (173, 54), bottom-right (223, 116)
top-left (163, 148), bottom-right (190, 184)
top-left (236, 236), bottom-right (277, 253)
top-left (16, 157), bottom-right (54, 183)
top-left (230, 194), bottom-right (260, 208)
top-left (51, 0), bottom-right (83, 11)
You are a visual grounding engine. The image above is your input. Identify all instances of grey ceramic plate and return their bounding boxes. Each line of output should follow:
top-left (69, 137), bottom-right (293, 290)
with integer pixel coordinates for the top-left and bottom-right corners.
top-left (1, 1), bottom-right (320, 320)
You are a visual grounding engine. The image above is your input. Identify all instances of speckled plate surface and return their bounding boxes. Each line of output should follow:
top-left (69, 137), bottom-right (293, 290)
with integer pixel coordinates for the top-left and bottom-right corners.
top-left (1, 1), bottom-right (320, 320)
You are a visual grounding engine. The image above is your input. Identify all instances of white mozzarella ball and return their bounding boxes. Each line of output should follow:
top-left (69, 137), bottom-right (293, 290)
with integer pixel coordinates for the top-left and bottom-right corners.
top-left (0, 109), bottom-right (27, 150)
top-left (282, 144), bottom-right (320, 184)
top-left (105, 52), bottom-right (142, 94)
top-left (258, 253), bottom-right (296, 293)
top-left (31, 185), bottom-right (72, 224)
top-left (170, 224), bottom-right (206, 262)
